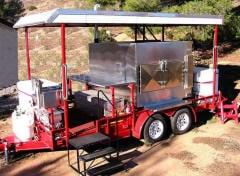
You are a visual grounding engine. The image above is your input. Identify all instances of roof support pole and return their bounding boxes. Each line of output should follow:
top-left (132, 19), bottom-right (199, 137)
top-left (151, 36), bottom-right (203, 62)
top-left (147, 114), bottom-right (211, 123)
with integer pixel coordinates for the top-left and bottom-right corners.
top-left (25, 28), bottom-right (31, 80)
top-left (93, 4), bottom-right (100, 43)
top-left (61, 23), bottom-right (69, 147)
top-left (143, 26), bottom-right (145, 41)
top-left (135, 25), bottom-right (138, 42)
top-left (128, 83), bottom-right (135, 132)
top-left (94, 25), bottom-right (99, 43)
top-left (212, 25), bottom-right (218, 109)
top-left (162, 26), bottom-right (165, 42)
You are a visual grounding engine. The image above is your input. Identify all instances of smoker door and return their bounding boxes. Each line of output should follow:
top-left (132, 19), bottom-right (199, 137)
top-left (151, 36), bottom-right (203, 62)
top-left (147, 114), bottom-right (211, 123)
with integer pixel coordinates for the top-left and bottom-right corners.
top-left (140, 60), bottom-right (183, 93)
top-left (135, 41), bottom-right (193, 109)
top-left (138, 61), bottom-right (188, 109)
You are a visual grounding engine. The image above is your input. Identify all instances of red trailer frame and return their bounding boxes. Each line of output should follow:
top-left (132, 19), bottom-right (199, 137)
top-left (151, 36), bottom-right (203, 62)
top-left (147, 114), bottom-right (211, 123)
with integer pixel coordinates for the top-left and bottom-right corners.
top-left (1, 9), bottom-right (238, 162)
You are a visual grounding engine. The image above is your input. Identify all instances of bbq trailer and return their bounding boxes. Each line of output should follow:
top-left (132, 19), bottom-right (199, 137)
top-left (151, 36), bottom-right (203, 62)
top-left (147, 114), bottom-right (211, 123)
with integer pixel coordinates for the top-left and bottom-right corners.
top-left (0, 8), bottom-right (238, 175)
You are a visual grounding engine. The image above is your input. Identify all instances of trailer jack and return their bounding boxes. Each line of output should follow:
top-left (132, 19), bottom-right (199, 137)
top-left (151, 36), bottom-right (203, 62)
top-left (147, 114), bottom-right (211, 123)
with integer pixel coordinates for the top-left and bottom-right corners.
top-left (217, 92), bottom-right (239, 124)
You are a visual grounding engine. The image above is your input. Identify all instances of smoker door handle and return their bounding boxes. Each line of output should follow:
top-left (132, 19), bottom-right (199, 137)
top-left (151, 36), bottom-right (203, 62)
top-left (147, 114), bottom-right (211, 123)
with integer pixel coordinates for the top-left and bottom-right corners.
top-left (164, 60), bottom-right (168, 72)
top-left (156, 60), bottom-right (169, 86)
top-left (162, 60), bottom-right (168, 85)
top-left (164, 61), bottom-right (168, 84)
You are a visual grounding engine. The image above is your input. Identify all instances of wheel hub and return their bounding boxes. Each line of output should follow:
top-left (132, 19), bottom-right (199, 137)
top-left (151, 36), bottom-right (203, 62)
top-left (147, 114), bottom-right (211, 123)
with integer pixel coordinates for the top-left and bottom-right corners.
top-left (149, 120), bottom-right (164, 139)
top-left (176, 113), bottom-right (189, 131)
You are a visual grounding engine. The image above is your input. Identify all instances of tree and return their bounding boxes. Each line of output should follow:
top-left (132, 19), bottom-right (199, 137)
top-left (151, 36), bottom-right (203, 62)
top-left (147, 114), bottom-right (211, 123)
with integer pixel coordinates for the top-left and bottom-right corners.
top-left (88, 0), bottom-right (118, 7)
top-left (28, 5), bottom-right (37, 11)
top-left (123, 0), bottom-right (189, 12)
top-left (164, 0), bottom-right (239, 46)
top-left (124, 0), bottom-right (162, 12)
top-left (0, 0), bottom-right (25, 23)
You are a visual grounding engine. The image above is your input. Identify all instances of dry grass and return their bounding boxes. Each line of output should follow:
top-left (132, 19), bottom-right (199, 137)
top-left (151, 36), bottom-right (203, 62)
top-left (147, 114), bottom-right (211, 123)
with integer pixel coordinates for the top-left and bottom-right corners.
top-left (18, 1), bottom-right (93, 82)
top-left (18, 26), bottom-right (91, 82)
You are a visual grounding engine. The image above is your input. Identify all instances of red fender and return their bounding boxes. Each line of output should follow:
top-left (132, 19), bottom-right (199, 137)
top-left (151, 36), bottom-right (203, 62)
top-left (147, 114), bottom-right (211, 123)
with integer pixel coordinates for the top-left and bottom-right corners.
top-left (186, 105), bottom-right (197, 123)
top-left (132, 110), bottom-right (154, 139)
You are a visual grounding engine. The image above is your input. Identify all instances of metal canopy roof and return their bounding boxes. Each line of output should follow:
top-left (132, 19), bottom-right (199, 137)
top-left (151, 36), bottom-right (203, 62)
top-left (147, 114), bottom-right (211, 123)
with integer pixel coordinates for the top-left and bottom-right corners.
top-left (13, 8), bottom-right (224, 28)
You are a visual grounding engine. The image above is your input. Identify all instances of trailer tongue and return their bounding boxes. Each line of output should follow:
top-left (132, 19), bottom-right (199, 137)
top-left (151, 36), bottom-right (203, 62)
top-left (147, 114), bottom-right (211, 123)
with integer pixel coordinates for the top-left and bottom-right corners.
top-left (1, 8), bottom-right (237, 175)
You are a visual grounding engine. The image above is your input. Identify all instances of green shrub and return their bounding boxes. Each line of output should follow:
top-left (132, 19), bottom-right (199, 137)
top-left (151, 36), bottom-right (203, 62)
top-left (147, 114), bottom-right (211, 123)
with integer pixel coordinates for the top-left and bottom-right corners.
top-left (163, 0), bottom-right (240, 47)
top-left (28, 5), bottom-right (37, 11)
top-left (88, 28), bottom-right (115, 42)
top-left (88, 0), bottom-right (118, 6)
top-left (124, 0), bottom-right (161, 12)
top-left (0, 0), bottom-right (25, 23)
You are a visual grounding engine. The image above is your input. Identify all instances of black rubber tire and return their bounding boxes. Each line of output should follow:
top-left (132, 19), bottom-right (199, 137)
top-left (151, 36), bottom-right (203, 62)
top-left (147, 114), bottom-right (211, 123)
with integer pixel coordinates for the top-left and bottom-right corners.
top-left (143, 114), bottom-right (167, 144)
top-left (171, 108), bottom-right (192, 135)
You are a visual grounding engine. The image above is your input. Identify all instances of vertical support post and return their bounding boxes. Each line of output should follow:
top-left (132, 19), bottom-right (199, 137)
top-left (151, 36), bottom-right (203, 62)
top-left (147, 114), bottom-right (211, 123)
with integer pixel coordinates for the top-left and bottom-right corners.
top-left (94, 4), bottom-right (100, 43)
top-left (128, 83), bottom-right (135, 131)
top-left (61, 24), bottom-right (69, 147)
top-left (212, 25), bottom-right (218, 109)
top-left (94, 25), bottom-right (99, 43)
top-left (95, 120), bottom-right (99, 132)
top-left (162, 26), bottom-right (165, 42)
top-left (49, 108), bottom-right (55, 149)
top-left (111, 86), bottom-right (115, 118)
top-left (143, 26), bottom-right (145, 41)
top-left (135, 25), bottom-right (138, 42)
top-left (109, 86), bottom-right (115, 135)
top-left (25, 28), bottom-right (31, 80)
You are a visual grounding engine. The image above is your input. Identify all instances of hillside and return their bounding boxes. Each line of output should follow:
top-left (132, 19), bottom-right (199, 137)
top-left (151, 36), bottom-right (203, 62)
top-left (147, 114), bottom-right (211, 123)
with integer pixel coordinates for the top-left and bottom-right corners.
top-left (18, 0), bottom-right (132, 84)
top-left (18, 26), bottom-right (91, 82)
top-left (22, 0), bottom-right (86, 13)
top-left (18, 1), bottom-right (91, 83)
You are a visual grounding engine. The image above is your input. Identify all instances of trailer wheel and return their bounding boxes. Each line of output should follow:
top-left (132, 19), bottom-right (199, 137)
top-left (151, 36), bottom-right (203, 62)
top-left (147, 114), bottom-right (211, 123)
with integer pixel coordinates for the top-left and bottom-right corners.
top-left (171, 108), bottom-right (192, 135)
top-left (143, 114), bottom-right (167, 144)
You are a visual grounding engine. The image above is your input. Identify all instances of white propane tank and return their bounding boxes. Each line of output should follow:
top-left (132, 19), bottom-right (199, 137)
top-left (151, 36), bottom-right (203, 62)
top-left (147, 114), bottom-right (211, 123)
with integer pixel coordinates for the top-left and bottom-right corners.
top-left (193, 67), bottom-right (219, 97)
top-left (12, 107), bottom-right (34, 142)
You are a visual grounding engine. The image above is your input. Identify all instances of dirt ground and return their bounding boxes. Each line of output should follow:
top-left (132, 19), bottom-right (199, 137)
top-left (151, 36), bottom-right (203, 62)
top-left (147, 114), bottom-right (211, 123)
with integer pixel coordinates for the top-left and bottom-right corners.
top-left (0, 114), bottom-right (240, 176)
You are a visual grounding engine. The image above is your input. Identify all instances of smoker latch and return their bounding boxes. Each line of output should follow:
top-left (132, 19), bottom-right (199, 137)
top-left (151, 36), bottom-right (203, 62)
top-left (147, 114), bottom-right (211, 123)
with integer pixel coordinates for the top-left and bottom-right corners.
top-left (158, 60), bottom-right (168, 86)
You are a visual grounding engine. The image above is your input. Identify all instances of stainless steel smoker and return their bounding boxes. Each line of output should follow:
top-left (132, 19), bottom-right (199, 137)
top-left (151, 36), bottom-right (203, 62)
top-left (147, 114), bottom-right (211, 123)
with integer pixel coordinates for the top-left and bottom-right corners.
top-left (71, 41), bottom-right (193, 111)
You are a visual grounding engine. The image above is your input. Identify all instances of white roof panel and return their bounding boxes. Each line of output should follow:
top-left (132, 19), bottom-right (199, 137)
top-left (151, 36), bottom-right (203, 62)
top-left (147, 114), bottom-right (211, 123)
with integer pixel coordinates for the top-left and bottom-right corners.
top-left (14, 8), bottom-right (224, 28)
